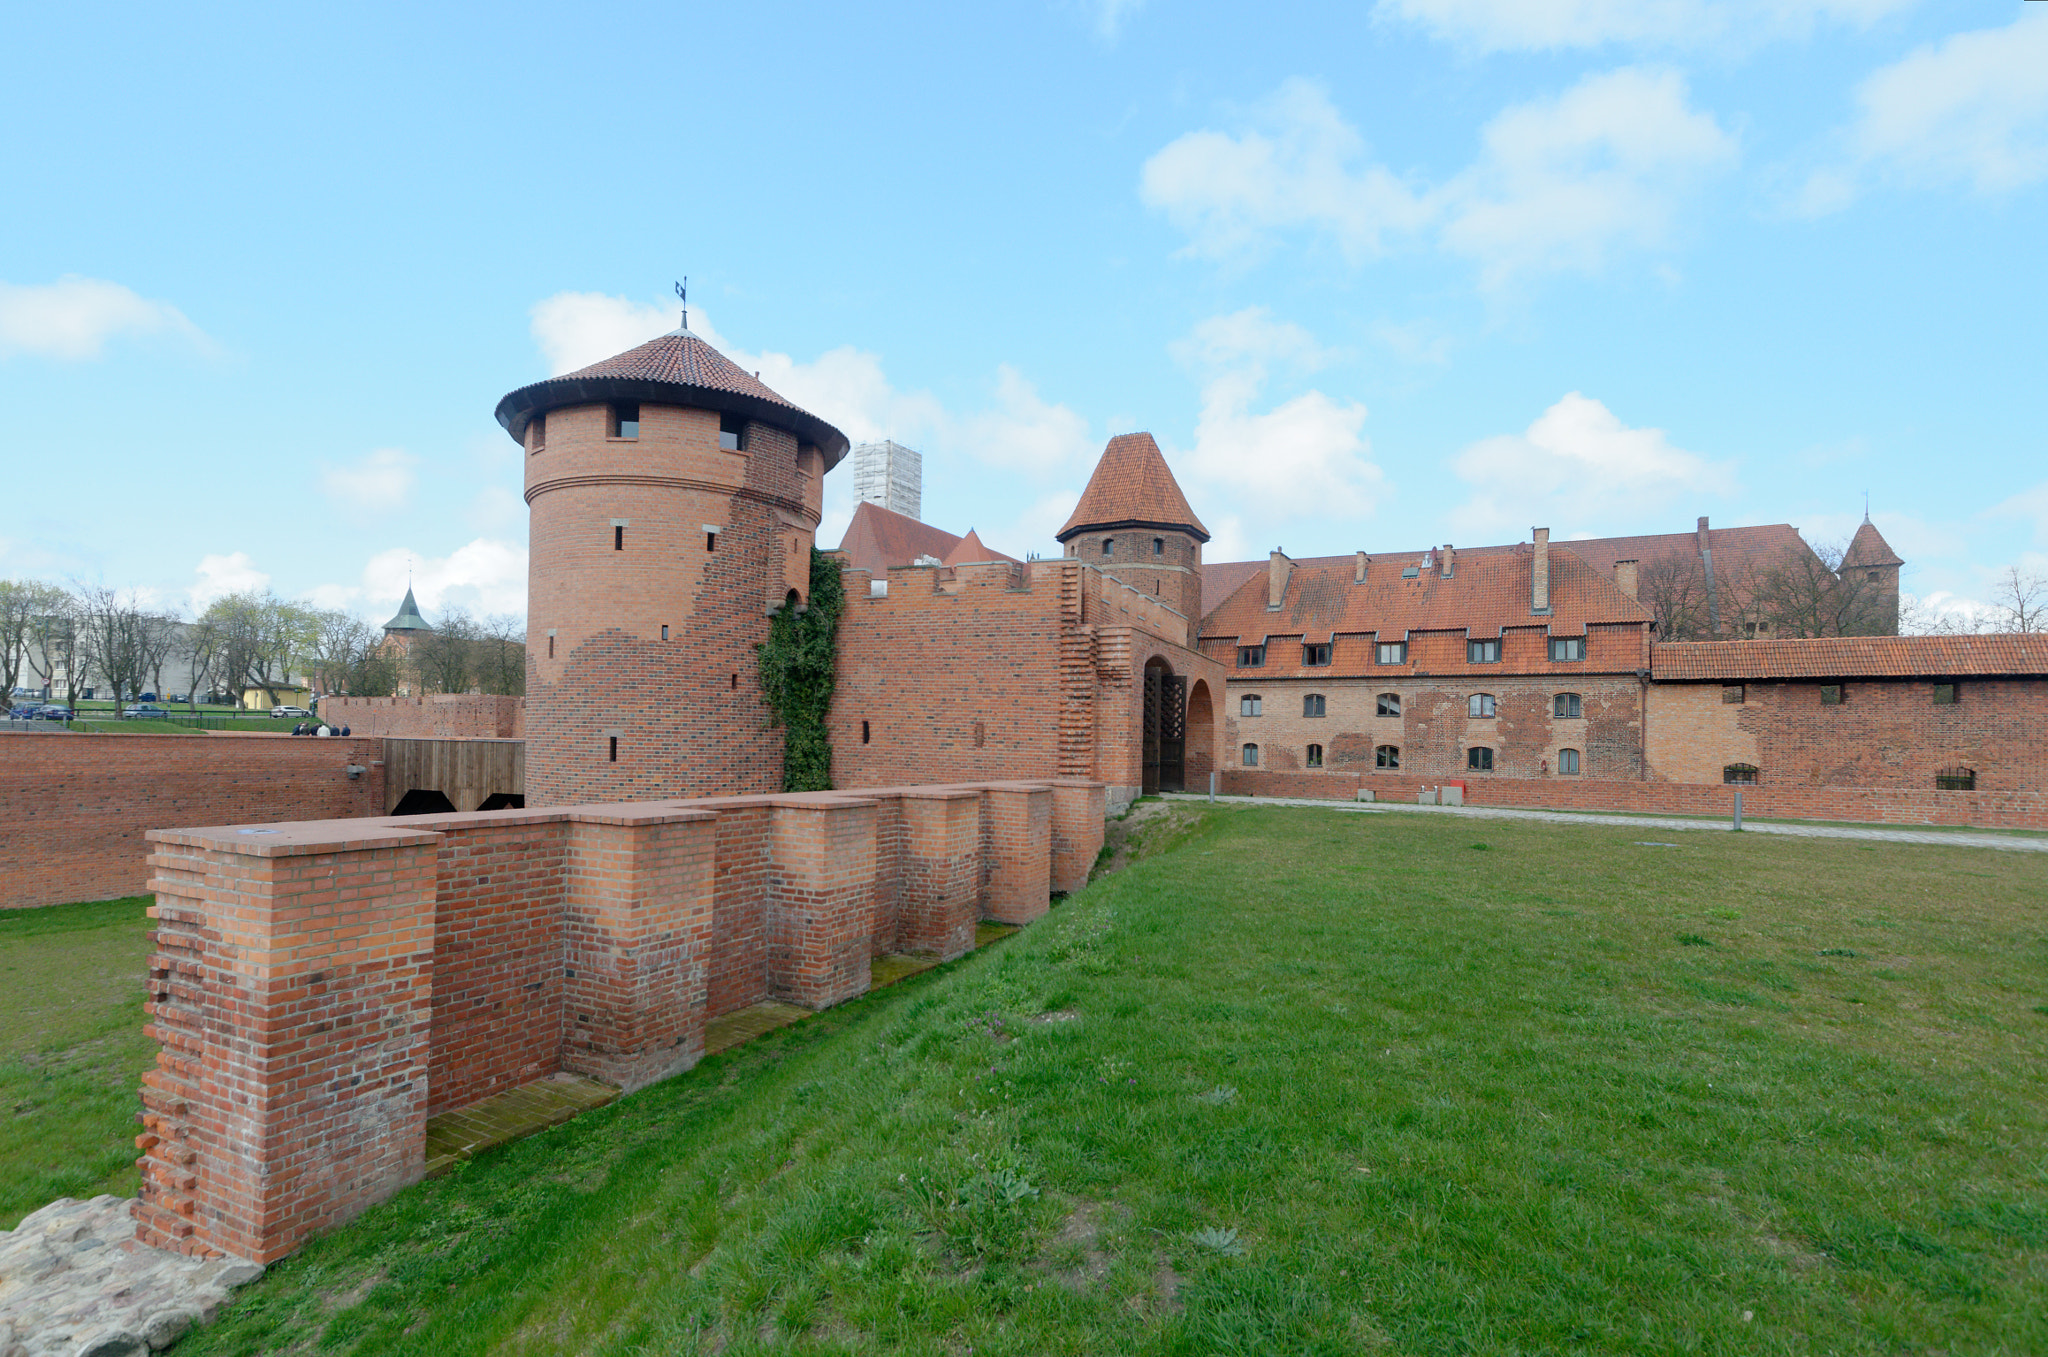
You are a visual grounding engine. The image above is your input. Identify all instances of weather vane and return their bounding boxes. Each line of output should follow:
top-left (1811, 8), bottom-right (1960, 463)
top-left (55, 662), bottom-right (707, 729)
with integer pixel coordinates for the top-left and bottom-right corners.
top-left (675, 277), bottom-right (687, 331)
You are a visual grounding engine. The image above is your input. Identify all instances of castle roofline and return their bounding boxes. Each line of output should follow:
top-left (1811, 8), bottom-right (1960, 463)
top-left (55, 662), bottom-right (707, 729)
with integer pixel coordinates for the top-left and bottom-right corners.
top-left (1058, 432), bottom-right (1210, 543)
top-left (494, 329), bottom-right (850, 468)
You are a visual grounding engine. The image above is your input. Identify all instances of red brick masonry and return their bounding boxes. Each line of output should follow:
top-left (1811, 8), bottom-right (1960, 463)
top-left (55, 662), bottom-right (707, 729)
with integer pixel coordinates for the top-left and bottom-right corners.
top-left (135, 778), bottom-right (1103, 1264)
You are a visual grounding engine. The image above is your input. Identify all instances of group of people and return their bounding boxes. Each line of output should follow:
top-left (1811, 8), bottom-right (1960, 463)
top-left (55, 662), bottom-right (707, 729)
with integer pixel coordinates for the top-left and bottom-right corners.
top-left (288, 721), bottom-right (351, 737)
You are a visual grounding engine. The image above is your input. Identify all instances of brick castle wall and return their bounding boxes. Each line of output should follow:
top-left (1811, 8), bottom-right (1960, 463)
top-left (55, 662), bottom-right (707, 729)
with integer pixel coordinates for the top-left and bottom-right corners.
top-left (320, 695), bottom-right (523, 740)
top-left (137, 778), bottom-right (1103, 1263)
top-left (0, 733), bottom-right (386, 910)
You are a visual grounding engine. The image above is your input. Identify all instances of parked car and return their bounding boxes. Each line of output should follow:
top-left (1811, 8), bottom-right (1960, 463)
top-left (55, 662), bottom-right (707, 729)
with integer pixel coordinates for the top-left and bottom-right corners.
top-left (35, 705), bottom-right (73, 720)
top-left (8, 705), bottom-right (39, 720)
top-left (123, 704), bottom-right (173, 720)
top-left (270, 705), bottom-right (312, 720)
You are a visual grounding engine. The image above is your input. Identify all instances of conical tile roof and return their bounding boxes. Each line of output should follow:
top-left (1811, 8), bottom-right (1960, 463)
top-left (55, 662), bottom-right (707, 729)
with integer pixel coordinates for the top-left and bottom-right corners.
top-left (1056, 433), bottom-right (1208, 542)
top-left (494, 329), bottom-right (850, 466)
top-left (1844, 520), bottom-right (1903, 568)
top-left (381, 587), bottom-right (432, 633)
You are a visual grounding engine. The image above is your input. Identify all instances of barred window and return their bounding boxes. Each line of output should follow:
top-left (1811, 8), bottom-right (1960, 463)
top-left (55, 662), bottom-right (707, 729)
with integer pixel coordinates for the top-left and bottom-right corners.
top-left (1303, 694), bottom-right (1326, 718)
top-left (1554, 692), bottom-right (1582, 718)
top-left (1376, 692), bottom-right (1401, 717)
top-left (1935, 766), bottom-right (1975, 791)
top-left (1376, 744), bottom-right (1400, 769)
top-left (1724, 763), bottom-right (1759, 784)
top-left (1306, 744), bottom-right (1323, 768)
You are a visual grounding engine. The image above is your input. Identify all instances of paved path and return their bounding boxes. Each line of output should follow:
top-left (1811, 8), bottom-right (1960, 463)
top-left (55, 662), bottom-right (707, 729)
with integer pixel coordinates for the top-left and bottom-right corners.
top-left (1162, 792), bottom-right (2048, 854)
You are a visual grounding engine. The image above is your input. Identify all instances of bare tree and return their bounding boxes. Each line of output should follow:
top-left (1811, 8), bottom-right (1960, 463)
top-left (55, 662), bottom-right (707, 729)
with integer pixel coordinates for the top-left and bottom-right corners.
top-left (0, 579), bottom-right (71, 702)
top-left (412, 607), bottom-right (478, 695)
top-left (1635, 554), bottom-right (1718, 641)
top-left (307, 609), bottom-right (397, 697)
top-left (473, 614), bottom-right (527, 696)
top-left (1990, 566), bottom-right (2048, 633)
top-left (1745, 540), bottom-right (1891, 639)
top-left (76, 586), bottom-right (155, 708)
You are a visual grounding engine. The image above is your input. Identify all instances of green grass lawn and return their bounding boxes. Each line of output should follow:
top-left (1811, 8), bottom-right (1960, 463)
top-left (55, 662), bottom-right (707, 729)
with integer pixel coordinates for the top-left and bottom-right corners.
top-left (0, 896), bottom-right (157, 1228)
top-left (25, 809), bottom-right (2048, 1355)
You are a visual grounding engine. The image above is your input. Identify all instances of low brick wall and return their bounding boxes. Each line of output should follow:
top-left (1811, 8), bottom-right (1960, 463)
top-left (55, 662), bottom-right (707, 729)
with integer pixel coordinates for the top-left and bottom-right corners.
top-left (1217, 768), bottom-right (2048, 829)
top-left (135, 778), bottom-right (1104, 1264)
top-left (0, 732), bottom-right (386, 910)
top-left (319, 695), bottom-right (523, 740)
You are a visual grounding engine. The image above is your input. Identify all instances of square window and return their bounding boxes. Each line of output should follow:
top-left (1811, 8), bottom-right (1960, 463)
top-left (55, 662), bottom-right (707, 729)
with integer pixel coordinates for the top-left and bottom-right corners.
top-left (1933, 683), bottom-right (1958, 706)
top-left (1467, 746), bottom-right (1494, 771)
top-left (1377, 641), bottom-right (1406, 665)
top-left (611, 402), bottom-right (640, 439)
top-left (1303, 642), bottom-right (1331, 667)
top-left (1469, 693), bottom-right (1495, 719)
top-left (1722, 685), bottom-right (1745, 704)
top-left (1376, 744), bottom-right (1400, 769)
top-left (1468, 638), bottom-right (1501, 663)
top-left (1557, 748), bottom-right (1580, 775)
top-left (1306, 743), bottom-right (1323, 768)
top-left (1240, 695), bottom-right (1262, 717)
top-left (718, 412), bottom-right (747, 451)
top-left (1550, 637), bottom-right (1585, 661)
top-left (1554, 692), bottom-right (1582, 718)
top-left (1821, 685), bottom-right (1843, 705)
top-left (1242, 743), bottom-right (1259, 767)
top-left (1238, 645), bottom-right (1265, 668)
top-left (1377, 692), bottom-right (1401, 717)
top-left (1303, 694), bottom-right (1325, 717)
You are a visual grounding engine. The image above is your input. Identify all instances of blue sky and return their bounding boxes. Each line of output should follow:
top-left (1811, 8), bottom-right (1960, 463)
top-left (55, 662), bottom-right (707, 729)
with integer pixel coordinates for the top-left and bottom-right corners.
top-left (3, 1), bottom-right (2043, 627)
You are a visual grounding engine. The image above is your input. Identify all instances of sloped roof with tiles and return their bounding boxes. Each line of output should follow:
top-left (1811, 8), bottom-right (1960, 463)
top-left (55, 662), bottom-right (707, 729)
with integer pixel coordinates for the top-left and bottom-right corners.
top-left (1200, 546), bottom-right (1653, 673)
top-left (940, 529), bottom-right (1018, 567)
top-left (1058, 433), bottom-right (1209, 542)
top-left (495, 329), bottom-right (850, 465)
top-left (834, 501), bottom-right (964, 576)
top-left (1652, 634), bottom-right (2048, 681)
top-left (1843, 520), bottom-right (1904, 569)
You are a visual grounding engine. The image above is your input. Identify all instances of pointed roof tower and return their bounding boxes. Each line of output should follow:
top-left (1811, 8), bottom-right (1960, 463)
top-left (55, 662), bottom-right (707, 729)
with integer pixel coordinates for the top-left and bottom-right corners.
top-left (493, 328), bottom-right (850, 466)
top-left (1056, 433), bottom-right (1209, 543)
top-left (1844, 518), bottom-right (1904, 569)
top-left (381, 587), bottom-right (433, 635)
top-left (940, 529), bottom-right (1018, 568)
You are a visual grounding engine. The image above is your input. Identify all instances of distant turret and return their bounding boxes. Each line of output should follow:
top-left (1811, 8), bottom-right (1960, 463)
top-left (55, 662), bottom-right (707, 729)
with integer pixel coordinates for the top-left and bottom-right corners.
top-left (1056, 433), bottom-right (1210, 622)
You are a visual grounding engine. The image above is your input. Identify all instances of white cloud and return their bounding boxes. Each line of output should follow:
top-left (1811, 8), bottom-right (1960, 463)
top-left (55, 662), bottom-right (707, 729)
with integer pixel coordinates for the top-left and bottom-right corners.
top-left (188, 552), bottom-right (271, 614)
top-left (1172, 307), bottom-right (1381, 527)
top-left (1377, 0), bottom-right (1916, 53)
top-left (0, 275), bottom-right (209, 360)
top-left (1092, 0), bottom-right (1144, 40)
top-left (1140, 71), bottom-right (1735, 285)
top-left (1440, 68), bottom-right (1737, 284)
top-left (1802, 9), bottom-right (2048, 210)
top-left (466, 484), bottom-right (525, 533)
top-left (529, 292), bottom-right (677, 376)
top-left (1449, 392), bottom-right (1736, 539)
top-left (1988, 479), bottom-right (2048, 545)
top-left (321, 539), bottom-right (530, 620)
top-left (318, 447), bottom-right (419, 518)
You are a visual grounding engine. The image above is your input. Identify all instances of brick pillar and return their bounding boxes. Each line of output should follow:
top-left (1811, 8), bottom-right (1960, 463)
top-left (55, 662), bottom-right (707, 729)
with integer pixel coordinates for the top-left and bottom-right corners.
top-left (768, 798), bottom-right (877, 1009)
top-left (136, 822), bottom-right (441, 1264)
top-left (898, 790), bottom-right (980, 960)
top-left (560, 806), bottom-right (718, 1092)
top-left (1047, 780), bottom-right (1106, 895)
top-left (983, 786), bottom-right (1053, 924)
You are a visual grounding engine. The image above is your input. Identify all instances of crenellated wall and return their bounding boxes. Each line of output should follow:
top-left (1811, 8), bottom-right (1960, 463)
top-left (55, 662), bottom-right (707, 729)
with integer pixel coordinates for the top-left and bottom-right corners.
top-left (135, 778), bottom-right (1104, 1264)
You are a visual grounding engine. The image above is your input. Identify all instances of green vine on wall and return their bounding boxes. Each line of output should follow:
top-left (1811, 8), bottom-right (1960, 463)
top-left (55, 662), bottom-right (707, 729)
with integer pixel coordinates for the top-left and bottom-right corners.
top-left (757, 548), bottom-right (844, 792)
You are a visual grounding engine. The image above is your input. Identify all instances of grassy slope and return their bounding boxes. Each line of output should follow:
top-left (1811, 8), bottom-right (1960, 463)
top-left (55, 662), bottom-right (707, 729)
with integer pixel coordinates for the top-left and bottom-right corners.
top-left (151, 810), bottom-right (2048, 1353)
top-left (0, 896), bottom-right (156, 1227)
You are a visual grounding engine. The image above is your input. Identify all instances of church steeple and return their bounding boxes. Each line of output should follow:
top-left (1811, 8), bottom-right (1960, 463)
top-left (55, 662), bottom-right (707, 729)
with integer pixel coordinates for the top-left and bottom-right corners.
top-left (381, 587), bottom-right (433, 636)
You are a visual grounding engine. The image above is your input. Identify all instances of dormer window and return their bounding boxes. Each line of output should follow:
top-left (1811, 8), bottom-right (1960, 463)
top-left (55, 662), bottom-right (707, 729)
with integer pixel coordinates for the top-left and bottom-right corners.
top-left (1303, 642), bottom-right (1331, 666)
top-left (611, 403), bottom-right (640, 439)
top-left (1238, 644), bottom-right (1265, 668)
top-left (1468, 638), bottom-right (1501, 663)
top-left (719, 412), bottom-right (747, 451)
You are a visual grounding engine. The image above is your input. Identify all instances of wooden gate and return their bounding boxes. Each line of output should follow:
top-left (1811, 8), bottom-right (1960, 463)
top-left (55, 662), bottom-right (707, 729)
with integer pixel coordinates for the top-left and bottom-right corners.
top-left (1142, 667), bottom-right (1187, 795)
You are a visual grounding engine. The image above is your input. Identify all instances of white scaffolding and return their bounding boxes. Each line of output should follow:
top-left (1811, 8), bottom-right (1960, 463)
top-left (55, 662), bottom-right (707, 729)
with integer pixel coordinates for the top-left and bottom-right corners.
top-left (851, 440), bottom-right (922, 520)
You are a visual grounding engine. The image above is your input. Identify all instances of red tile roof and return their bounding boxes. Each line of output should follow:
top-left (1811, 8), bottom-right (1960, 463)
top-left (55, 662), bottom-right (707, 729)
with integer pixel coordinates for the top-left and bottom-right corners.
top-left (1058, 433), bottom-right (1209, 542)
top-left (1201, 546), bottom-right (1652, 653)
top-left (940, 529), bottom-right (1017, 567)
top-left (1200, 560), bottom-right (1267, 613)
top-left (834, 501), bottom-right (965, 576)
top-left (1843, 521), bottom-right (1904, 569)
top-left (1652, 634), bottom-right (2048, 680)
top-left (495, 329), bottom-right (849, 463)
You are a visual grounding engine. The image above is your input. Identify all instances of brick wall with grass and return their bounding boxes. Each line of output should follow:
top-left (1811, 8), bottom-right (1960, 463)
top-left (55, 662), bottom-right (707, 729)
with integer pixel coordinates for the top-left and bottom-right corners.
top-left (1217, 767), bottom-right (2048, 828)
top-left (0, 733), bottom-right (386, 910)
top-left (138, 779), bottom-right (1103, 1263)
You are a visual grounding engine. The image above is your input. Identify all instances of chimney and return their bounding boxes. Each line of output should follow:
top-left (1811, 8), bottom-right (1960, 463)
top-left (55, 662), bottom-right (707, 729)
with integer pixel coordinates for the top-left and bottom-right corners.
top-left (1532, 528), bottom-right (1551, 613)
top-left (1440, 544), bottom-right (1455, 578)
top-left (1696, 515), bottom-right (1710, 554)
top-left (1354, 551), bottom-right (1368, 583)
top-left (1614, 559), bottom-right (1639, 600)
top-left (1268, 549), bottom-right (1293, 609)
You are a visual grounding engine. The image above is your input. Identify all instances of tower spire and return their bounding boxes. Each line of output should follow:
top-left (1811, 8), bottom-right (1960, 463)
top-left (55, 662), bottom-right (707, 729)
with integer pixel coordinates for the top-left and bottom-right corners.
top-left (675, 277), bottom-right (688, 331)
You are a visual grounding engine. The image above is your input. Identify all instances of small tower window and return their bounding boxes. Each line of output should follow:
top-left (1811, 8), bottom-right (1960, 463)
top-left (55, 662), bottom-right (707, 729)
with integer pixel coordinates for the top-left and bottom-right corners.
top-left (547, 634), bottom-right (555, 658)
top-left (611, 403), bottom-right (640, 439)
top-left (719, 412), bottom-right (747, 451)
top-left (861, 720), bottom-right (871, 744)
top-left (608, 736), bottom-right (619, 763)
top-left (1103, 537), bottom-right (1115, 556)
top-left (661, 624), bottom-right (669, 641)
top-left (529, 414), bottom-right (546, 453)
top-left (614, 525), bottom-right (625, 551)
top-left (1153, 537), bottom-right (1164, 556)
top-left (706, 531), bottom-right (718, 553)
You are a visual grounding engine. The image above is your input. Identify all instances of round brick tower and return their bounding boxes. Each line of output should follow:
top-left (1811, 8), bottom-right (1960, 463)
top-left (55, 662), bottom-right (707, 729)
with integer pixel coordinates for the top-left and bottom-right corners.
top-left (1057, 432), bottom-right (1211, 624)
top-left (496, 326), bottom-right (849, 805)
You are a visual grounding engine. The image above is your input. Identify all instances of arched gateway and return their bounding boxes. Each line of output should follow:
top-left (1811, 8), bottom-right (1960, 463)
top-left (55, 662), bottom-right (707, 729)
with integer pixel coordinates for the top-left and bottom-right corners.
top-left (1142, 657), bottom-right (1186, 794)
